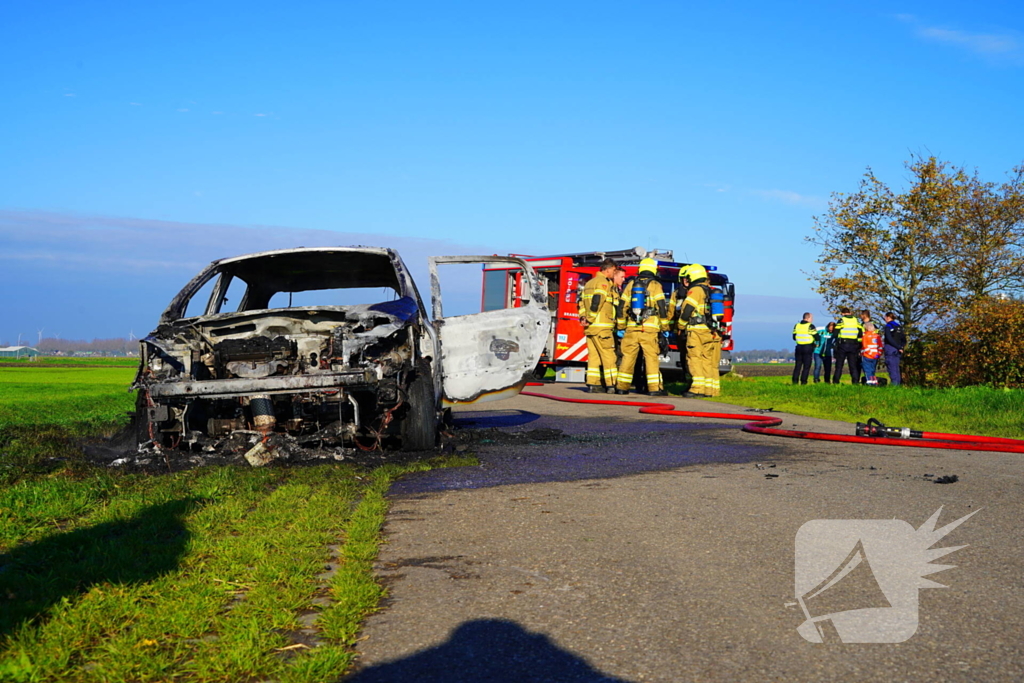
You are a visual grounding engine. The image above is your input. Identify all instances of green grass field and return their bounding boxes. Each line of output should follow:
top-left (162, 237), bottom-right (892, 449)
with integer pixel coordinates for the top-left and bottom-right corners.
top-left (0, 363), bottom-right (471, 681)
top-left (702, 374), bottom-right (1024, 438)
top-left (0, 357), bottom-right (137, 367)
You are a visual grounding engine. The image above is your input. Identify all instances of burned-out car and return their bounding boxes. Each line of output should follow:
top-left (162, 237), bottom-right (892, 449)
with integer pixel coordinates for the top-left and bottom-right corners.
top-left (130, 247), bottom-right (550, 458)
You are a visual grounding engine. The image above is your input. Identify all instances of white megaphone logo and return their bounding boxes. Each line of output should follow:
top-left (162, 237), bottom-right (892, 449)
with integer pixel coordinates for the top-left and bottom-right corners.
top-left (792, 508), bottom-right (978, 643)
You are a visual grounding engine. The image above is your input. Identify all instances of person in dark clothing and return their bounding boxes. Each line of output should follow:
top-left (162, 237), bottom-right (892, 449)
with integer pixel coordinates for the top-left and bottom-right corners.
top-left (883, 312), bottom-right (905, 385)
top-left (833, 307), bottom-right (864, 384)
top-left (813, 321), bottom-right (836, 383)
top-left (792, 312), bottom-right (816, 385)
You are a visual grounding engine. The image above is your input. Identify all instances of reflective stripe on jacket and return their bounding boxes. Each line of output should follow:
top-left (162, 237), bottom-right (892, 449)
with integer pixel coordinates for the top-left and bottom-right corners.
top-left (616, 277), bottom-right (669, 333)
top-left (668, 283), bottom-right (709, 331)
top-left (862, 330), bottom-right (883, 359)
top-left (793, 321), bottom-right (816, 345)
top-left (579, 273), bottom-right (617, 335)
top-left (814, 329), bottom-right (835, 356)
top-left (837, 316), bottom-right (863, 341)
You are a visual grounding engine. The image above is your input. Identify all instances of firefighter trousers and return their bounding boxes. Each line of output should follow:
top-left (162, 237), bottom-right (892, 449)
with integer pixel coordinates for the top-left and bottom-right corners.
top-left (616, 329), bottom-right (662, 392)
top-left (585, 330), bottom-right (617, 388)
top-left (709, 333), bottom-right (722, 396)
top-left (686, 328), bottom-right (719, 396)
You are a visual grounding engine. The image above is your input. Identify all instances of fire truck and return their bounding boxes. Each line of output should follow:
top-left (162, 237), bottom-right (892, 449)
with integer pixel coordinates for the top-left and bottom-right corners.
top-left (481, 247), bottom-right (735, 380)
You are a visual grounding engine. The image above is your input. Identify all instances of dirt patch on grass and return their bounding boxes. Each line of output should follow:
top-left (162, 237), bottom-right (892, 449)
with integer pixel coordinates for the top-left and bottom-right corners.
top-left (733, 364), bottom-right (794, 377)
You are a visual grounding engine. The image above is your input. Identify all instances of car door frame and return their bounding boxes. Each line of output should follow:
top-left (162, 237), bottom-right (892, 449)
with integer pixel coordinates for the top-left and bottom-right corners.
top-left (428, 255), bottom-right (551, 405)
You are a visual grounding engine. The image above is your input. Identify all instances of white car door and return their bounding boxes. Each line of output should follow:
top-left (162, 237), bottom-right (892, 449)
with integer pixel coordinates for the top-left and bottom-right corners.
top-left (428, 256), bottom-right (552, 405)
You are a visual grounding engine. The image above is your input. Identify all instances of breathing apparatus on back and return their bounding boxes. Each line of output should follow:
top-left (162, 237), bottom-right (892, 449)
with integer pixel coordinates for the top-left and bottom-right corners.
top-left (677, 263), bottom-right (719, 330)
top-left (627, 258), bottom-right (659, 324)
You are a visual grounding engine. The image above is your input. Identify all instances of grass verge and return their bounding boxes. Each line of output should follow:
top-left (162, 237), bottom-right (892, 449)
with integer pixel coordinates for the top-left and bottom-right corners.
top-left (691, 374), bottom-right (1024, 439)
top-left (0, 363), bottom-right (478, 681)
top-left (0, 458), bottom-right (475, 682)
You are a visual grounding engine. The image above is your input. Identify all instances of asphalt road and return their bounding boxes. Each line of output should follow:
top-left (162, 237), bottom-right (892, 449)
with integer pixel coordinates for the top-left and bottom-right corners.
top-left (346, 384), bottom-right (1023, 682)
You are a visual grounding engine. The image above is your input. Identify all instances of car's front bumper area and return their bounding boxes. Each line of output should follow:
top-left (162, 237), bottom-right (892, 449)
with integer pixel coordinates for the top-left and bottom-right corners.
top-left (145, 368), bottom-right (377, 399)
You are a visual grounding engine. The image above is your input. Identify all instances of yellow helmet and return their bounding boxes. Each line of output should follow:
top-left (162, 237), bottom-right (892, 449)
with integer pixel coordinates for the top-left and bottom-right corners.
top-left (684, 263), bottom-right (707, 281)
top-left (638, 258), bottom-right (658, 275)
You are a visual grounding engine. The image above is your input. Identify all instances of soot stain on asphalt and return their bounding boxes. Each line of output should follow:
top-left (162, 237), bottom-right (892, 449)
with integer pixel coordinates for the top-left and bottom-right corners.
top-left (392, 410), bottom-right (778, 494)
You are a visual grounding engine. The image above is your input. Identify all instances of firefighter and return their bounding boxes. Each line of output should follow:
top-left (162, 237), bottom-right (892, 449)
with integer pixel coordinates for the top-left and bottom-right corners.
top-left (832, 307), bottom-right (864, 384)
top-left (578, 258), bottom-right (619, 393)
top-left (614, 258), bottom-right (669, 396)
top-left (670, 264), bottom-right (719, 397)
top-left (611, 267), bottom-right (627, 366)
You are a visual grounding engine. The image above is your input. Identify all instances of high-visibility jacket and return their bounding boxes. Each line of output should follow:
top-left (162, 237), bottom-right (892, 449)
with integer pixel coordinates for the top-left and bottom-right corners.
top-left (668, 281), bottom-right (710, 331)
top-left (616, 276), bottom-right (669, 333)
top-left (578, 272), bottom-right (617, 336)
top-left (862, 330), bottom-right (883, 359)
top-left (836, 315), bottom-right (864, 342)
top-left (793, 321), bottom-right (816, 345)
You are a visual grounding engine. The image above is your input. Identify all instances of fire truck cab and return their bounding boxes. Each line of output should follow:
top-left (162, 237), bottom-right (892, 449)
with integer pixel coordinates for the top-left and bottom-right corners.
top-left (481, 247), bottom-right (735, 381)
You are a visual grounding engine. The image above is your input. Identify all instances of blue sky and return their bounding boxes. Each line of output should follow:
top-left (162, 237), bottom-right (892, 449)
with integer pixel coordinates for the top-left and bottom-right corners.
top-left (2, 1), bottom-right (1022, 350)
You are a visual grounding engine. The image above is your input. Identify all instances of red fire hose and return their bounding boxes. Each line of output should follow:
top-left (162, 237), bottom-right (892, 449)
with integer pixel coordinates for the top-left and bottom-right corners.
top-left (522, 384), bottom-right (1024, 454)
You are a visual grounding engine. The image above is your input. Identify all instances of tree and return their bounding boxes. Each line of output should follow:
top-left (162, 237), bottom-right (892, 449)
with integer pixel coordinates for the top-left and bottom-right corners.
top-left (946, 164), bottom-right (1024, 305)
top-left (925, 296), bottom-right (1024, 388)
top-left (807, 154), bottom-right (963, 338)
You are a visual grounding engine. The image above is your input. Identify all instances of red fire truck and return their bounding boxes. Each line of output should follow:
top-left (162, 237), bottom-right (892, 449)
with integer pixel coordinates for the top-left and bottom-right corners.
top-left (481, 247), bottom-right (735, 380)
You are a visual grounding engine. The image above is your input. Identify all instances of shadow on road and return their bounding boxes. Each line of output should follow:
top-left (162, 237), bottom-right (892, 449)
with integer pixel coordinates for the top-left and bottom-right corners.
top-left (0, 497), bottom-right (199, 641)
top-left (345, 618), bottom-right (632, 682)
top-left (453, 410), bottom-right (543, 429)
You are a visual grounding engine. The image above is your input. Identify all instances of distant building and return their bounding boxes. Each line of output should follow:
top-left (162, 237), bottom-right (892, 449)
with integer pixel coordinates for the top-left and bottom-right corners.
top-left (0, 346), bottom-right (41, 358)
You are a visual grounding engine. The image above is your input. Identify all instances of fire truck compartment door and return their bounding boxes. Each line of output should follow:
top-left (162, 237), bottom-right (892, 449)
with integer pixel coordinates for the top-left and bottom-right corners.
top-left (428, 256), bottom-right (551, 405)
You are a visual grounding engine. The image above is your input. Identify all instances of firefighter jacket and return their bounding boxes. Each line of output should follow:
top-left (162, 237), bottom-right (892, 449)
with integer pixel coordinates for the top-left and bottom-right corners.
top-left (793, 321), bottom-right (816, 346)
top-left (578, 272), bottom-right (618, 336)
top-left (836, 315), bottom-right (864, 343)
top-left (615, 276), bottom-right (669, 333)
top-left (669, 281), bottom-right (710, 332)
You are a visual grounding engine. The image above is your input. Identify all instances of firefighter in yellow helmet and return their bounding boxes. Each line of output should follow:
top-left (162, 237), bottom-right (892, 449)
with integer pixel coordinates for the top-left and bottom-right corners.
top-left (577, 258), bottom-right (620, 393)
top-left (614, 258), bottom-right (670, 396)
top-left (669, 263), bottom-right (720, 397)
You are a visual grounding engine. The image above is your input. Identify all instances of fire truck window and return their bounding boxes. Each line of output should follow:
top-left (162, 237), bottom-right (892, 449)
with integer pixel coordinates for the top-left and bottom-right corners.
top-left (482, 269), bottom-right (508, 311)
top-left (541, 270), bottom-right (559, 312)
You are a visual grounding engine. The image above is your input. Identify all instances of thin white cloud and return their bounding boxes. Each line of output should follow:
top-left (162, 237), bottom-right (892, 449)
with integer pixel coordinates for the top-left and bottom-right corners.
top-left (0, 210), bottom-right (499, 340)
top-left (701, 182), bottom-right (731, 193)
top-left (64, 93), bottom-right (75, 97)
top-left (750, 189), bottom-right (824, 207)
top-left (177, 108), bottom-right (190, 112)
top-left (898, 14), bottom-right (1024, 64)
top-left (920, 26), bottom-right (1020, 56)
top-left (253, 113), bottom-right (268, 117)
top-left (130, 102), bottom-right (142, 106)
top-left (212, 111), bottom-right (224, 115)
top-left (0, 209), bottom-right (493, 276)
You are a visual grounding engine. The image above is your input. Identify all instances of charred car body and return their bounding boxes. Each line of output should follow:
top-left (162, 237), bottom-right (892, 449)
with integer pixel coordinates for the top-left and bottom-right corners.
top-left (131, 247), bottom-right (550, 456)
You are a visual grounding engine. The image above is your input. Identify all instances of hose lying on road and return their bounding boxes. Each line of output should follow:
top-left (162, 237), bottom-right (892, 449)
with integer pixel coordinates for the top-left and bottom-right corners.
top-left (522, 383), bottom-right (1024, 454)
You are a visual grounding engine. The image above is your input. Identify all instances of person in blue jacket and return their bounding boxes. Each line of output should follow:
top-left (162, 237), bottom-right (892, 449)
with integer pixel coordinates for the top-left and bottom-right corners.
top-left (882, 312), bottom-right (906, 385)
top-left (813, 321), bottom-right (836, 383)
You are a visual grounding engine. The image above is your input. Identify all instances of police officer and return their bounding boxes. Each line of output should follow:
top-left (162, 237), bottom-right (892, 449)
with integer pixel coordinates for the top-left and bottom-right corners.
top-left (614, 258), bottom-right (669, 396)
top-left (882, 312), bottom-right (905, 385)
top-left (578, 258), bottom-right (619, 393)
top-left (792, 312), bottom-right (816, 385)
top-left (832, 307), bottom-right (864, 384)
top-left (670, 264), bottom-right (719, 398)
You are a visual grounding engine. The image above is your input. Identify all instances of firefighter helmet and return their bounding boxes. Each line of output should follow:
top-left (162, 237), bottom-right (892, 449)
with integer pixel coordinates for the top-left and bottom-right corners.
top-left (685, 263), bottom-right (708, 281)
top-left (638, 258), bottom-right (658, 275)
